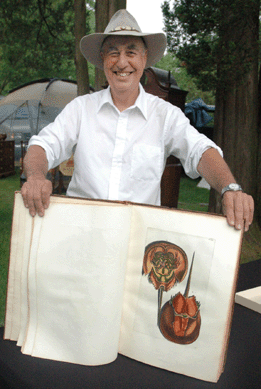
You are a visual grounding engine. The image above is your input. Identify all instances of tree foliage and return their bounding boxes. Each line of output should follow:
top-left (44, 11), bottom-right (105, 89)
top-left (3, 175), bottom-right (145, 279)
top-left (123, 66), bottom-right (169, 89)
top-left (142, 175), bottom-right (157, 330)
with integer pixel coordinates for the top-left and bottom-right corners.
top-left (0, 0), bottom-right (92, 95)
top-left (163, 0), bottom-right (261, 247)
top-left (162, 0), bottom-right (259, 92)
top-left (155, 53), bottom-right (215, 105)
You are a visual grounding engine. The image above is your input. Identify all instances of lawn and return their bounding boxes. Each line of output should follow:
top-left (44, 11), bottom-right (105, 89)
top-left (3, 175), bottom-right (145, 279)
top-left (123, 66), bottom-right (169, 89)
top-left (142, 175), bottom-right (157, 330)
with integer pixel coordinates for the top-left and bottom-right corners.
top-left (0, 170), bottom-right (259, 327)
top-left (0, 170), bottom-right (21, 327)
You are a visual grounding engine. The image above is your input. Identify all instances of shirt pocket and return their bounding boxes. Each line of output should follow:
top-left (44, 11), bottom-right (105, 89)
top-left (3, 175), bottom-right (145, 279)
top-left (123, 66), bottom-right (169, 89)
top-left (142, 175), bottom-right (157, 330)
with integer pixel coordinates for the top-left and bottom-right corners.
top-left (131, 144), bottom-right (162, 181)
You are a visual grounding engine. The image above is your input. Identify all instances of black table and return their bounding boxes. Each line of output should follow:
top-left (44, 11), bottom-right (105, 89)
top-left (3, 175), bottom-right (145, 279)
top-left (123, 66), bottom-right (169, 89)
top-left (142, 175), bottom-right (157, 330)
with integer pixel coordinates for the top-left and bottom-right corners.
top-left (1, 260), bottom-right (260, 389)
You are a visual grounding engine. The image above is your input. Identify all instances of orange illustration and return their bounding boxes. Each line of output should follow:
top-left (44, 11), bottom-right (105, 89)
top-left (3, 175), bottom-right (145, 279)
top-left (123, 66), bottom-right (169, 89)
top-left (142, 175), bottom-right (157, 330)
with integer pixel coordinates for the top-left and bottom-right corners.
top-left (159, 253), bottom-right (201, 344)
top-left (142, 241), bottom-right (188, 325)
top-left (142, 241), bottom-right (188, 291)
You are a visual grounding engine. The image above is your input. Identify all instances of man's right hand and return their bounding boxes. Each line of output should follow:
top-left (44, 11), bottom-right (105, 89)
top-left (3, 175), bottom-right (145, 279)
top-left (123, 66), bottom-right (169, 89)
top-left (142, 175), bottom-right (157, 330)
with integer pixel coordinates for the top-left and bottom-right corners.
top-left (21, 176), bottom-right (53, 217)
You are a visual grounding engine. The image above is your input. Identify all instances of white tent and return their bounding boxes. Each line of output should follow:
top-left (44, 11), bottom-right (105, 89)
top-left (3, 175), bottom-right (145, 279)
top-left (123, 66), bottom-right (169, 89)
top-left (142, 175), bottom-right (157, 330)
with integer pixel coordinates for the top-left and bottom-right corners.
top-left (0, 78), bottom-right (78, 160)
top-left (0, 78), bottom-right (78, 138)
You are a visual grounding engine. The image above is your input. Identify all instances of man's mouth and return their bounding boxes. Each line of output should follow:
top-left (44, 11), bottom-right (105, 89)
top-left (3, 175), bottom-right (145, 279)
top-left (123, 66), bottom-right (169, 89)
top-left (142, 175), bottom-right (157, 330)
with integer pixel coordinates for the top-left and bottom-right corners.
top-left (113, 71), bottom-right (133, 77)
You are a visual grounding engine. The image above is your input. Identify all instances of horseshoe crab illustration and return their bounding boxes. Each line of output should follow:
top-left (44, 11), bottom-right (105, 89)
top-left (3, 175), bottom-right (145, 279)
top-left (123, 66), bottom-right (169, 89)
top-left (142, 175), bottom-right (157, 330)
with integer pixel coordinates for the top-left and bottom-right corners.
top-left (159, 253), bottom-right (201, 344)
top-left (142, 241), bottom-right (188, 324)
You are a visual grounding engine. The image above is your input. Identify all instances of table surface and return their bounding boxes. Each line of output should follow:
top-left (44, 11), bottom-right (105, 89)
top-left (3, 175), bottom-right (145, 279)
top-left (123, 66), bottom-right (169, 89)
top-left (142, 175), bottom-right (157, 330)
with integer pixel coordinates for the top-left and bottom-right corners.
top-left (1, 259), bottom-right (260, 389)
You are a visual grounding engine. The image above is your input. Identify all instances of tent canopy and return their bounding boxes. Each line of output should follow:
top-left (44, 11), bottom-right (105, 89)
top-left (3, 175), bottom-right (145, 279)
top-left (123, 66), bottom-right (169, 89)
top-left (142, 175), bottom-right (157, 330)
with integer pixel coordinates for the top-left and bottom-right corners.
top-left (0, 78), bottom-right (78, 137)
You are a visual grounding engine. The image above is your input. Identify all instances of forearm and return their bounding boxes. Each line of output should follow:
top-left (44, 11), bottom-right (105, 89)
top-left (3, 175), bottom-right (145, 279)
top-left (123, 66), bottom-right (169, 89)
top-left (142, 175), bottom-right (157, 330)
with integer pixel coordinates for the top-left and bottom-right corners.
top-left (22, 145), bottom-right (52, 217)
top-left (24, 145), bottom-right (49, 180)
top-left (197, 147), bottom-right (254, 231)
top-left (197, 148), bottom-right (237, 192)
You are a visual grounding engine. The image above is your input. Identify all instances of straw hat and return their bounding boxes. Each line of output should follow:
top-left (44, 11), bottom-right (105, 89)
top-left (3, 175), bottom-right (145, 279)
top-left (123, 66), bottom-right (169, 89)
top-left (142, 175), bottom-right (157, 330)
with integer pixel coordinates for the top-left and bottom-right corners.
top-left (80, 9), bottom-right (166, 70)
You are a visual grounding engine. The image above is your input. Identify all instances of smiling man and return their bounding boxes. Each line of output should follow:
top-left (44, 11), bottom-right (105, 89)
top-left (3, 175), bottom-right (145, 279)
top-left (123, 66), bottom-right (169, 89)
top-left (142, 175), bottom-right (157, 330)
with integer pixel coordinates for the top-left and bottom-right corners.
top-left (100, 36), bottom-right (147, 111)
top-left (22, 9), bottom-right (254, 232)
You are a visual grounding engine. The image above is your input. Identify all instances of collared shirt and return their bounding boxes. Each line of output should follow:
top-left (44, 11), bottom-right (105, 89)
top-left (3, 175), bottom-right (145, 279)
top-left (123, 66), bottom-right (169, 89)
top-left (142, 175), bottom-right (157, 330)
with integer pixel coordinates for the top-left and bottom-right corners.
top-left (29, 85), bottom-right (222, 206)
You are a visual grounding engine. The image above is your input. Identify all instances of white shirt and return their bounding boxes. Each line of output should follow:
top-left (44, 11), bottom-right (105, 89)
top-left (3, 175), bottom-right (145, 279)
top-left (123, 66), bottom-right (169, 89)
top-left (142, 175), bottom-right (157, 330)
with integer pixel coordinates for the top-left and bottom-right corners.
top-left (29, 85), bottom-right (222, 206)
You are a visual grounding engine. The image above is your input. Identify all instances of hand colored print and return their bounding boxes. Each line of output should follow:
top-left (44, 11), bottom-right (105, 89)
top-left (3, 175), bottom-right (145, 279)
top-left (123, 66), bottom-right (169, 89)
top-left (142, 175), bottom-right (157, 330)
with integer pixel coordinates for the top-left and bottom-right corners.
top-left (159, 253), bottom-right (201, 344)
top-left (142, 241), bottom-right (188, 291)
top-left (142, 241), bottom-right (188, 324)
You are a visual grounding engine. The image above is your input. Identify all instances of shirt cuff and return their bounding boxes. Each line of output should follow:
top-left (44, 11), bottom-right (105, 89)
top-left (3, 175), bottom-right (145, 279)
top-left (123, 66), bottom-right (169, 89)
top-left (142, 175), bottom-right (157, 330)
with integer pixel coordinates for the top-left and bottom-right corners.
top-left (186, 141), bottom-right (223, 179)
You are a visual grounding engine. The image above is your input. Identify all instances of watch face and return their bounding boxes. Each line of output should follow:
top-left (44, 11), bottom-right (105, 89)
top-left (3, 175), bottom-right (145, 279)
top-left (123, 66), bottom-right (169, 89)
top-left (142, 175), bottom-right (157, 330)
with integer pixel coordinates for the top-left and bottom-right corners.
top-left (229, 183), bottom-right (238, 190)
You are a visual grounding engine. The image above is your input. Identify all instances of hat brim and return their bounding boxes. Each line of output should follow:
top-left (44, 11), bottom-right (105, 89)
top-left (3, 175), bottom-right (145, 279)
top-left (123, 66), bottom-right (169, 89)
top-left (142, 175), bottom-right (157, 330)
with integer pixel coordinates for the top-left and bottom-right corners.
top-left (80, 31), bottom-right (167, 70)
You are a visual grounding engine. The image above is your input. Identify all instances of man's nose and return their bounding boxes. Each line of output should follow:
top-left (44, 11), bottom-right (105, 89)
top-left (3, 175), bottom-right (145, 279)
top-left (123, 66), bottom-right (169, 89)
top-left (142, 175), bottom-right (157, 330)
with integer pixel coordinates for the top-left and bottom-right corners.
top-left (116, 52), bottom-right (128, 68)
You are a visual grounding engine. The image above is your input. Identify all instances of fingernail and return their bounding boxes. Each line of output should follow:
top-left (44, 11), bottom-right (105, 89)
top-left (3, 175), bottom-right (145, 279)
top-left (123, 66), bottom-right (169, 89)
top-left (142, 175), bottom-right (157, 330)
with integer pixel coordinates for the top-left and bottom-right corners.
top-left (237, 224), bottom-right (241, 230)
top-left (39, 212), bottom-right (44, 217)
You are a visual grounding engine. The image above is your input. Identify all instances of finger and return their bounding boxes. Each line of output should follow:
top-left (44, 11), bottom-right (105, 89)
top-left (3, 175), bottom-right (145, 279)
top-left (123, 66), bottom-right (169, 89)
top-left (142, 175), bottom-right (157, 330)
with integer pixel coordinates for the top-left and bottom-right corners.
top-left (233, 192), bottom-right (244, 230)
top-left (26, 189), bottom-right (40, 217)
top-left (41, 181), bottom-right (53, 210)
top-left (249, 196), bottom-right (255, 224)
top-left (243, 195), bottom-right (254, 232)
top-left (33, 194), bottom-right (45, 217)
top-left (26, 181), bottom-right (45, 217)
top-left (21, 182), bottom-right (39, 217)
top-left (21, 182), bottom-right (29, 209)
top-left (222, 192), bottom-right (236, 227)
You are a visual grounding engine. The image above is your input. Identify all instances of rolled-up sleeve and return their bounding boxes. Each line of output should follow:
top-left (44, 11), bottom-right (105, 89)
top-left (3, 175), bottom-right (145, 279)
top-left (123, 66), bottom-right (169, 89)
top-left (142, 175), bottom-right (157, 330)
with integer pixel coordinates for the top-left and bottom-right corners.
top-left (28, 98), bottom-right (81, 171)
top-left (165, 106), bottom-right (223, 179)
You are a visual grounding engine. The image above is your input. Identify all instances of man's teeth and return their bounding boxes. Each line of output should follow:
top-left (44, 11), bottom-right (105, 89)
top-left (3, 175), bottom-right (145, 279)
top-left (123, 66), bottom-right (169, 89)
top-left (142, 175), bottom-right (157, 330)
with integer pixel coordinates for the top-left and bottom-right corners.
top-left (116, 72), bottom-right (131, 77)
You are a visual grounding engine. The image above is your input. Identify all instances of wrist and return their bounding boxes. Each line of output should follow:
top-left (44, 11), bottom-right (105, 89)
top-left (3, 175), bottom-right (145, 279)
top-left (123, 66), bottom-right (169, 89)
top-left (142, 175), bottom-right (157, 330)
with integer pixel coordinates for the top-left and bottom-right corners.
top-left (221, 183), bottom-right (243, 197)
top-left (26, 173), bottom-right (46, 181)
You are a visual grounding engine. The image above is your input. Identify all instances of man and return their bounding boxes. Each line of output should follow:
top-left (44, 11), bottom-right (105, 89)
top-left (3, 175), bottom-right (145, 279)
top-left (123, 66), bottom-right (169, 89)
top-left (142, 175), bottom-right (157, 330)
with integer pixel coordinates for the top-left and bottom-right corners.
top-left (21, 9), bottom-right (254, 231)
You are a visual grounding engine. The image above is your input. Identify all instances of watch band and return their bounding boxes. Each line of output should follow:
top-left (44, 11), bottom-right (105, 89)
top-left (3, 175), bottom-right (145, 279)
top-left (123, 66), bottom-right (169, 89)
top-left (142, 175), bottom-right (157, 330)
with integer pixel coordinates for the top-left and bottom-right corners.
top-left (221, 183), bottom-right (243, 197)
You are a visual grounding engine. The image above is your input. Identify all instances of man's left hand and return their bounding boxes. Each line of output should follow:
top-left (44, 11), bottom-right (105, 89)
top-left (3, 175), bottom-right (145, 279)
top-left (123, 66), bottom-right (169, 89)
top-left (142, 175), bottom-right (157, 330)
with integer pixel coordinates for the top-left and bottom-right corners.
top-left (222, 191), bottom-right (254, 232)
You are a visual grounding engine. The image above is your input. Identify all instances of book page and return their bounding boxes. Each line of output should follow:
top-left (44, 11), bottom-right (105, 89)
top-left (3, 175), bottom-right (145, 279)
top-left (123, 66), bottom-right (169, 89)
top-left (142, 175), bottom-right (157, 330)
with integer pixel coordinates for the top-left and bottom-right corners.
top-left (119, 205), bottom-right (242, 383)
top-left (21, 196), bottom-right (132, 366)
top-left (4, 193), bottom-right (32, 341)
top-left (17, 213), bottom-right (35, 346)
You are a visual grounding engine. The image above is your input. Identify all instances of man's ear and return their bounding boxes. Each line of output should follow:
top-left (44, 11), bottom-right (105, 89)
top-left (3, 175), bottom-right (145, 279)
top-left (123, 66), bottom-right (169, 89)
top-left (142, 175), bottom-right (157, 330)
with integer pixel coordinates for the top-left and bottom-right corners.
top-left (143, 50), bottom-right (148, 67)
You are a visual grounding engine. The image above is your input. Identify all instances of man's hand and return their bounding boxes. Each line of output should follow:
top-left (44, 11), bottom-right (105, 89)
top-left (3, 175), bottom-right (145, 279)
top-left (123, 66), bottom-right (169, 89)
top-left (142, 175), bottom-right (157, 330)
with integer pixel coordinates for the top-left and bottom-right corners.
top-left (197, 148), bottom-right (255, 232)
top-left (21, 177), bottom-right (53, 217)
top-left (222, 191), bottom-right (254, 232)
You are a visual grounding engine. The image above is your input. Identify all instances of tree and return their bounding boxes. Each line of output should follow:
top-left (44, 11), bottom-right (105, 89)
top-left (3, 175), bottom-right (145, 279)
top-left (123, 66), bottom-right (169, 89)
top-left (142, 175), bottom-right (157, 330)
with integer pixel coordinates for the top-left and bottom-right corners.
top-left (0, 0), bottom-right (92, 95)
top-left (95, 0), bottom-right (126, 91)
top-left (155, 53), bottom-right (215, 105)
top-left (74, 0), bottom-right (90, 95)
top-left (162, 0), bottom-right (261, 259)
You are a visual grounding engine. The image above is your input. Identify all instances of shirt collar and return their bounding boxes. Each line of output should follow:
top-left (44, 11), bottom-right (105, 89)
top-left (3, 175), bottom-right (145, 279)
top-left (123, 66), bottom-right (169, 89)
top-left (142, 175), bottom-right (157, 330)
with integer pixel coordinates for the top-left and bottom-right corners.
top-left (97, 84), bottom-right (148, 120)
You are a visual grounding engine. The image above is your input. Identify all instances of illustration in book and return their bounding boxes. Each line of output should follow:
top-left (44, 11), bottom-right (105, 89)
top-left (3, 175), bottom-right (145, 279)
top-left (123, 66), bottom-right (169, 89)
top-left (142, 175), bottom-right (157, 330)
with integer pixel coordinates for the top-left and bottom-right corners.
top-left (142, 241), bottom-right (201, 344)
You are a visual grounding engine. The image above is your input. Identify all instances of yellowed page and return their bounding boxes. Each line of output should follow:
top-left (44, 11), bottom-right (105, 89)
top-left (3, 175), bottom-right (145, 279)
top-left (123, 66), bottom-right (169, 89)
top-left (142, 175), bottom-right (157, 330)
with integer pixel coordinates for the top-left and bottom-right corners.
top-left (119, 205), bottom-right (242, 383)
top-left (4, 192), bottom-right (32, 341)
top-left (21, 196), bottom-right (132, 365)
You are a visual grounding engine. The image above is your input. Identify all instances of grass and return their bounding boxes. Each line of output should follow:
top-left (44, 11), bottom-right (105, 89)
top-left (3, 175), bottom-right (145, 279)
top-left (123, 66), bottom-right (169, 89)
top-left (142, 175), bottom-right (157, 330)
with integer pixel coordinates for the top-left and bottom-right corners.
top-left (178, 176), bottom-right (210, 212)
top-left (0, 171), bottom-right (260, 326)
top-left (0, 170), bottom-right (21, 326)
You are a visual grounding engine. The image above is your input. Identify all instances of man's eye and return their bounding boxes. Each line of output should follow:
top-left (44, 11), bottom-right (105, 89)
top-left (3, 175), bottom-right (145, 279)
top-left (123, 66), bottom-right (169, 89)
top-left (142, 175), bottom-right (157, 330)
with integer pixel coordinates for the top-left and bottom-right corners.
top-left (109, 51), bottom-right (119, 56)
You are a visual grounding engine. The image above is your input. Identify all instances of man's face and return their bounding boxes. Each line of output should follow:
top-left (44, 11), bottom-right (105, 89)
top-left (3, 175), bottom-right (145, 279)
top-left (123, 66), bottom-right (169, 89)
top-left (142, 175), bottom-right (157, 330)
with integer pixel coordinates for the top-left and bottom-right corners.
top-left (101, 36), bottom-right (147, 95)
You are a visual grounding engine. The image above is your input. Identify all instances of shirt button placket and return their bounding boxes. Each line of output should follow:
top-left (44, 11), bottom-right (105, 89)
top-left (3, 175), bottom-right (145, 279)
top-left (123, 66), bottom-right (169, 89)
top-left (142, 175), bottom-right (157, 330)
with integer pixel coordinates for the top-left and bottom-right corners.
top-left (108, 112), bottom-right (129, 200)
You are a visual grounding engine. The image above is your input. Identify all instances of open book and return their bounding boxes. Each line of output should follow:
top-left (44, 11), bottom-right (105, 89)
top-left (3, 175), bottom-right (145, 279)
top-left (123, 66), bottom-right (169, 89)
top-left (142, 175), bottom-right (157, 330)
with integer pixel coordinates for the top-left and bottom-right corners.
top-left (4, 192), bottom-right (243, 383)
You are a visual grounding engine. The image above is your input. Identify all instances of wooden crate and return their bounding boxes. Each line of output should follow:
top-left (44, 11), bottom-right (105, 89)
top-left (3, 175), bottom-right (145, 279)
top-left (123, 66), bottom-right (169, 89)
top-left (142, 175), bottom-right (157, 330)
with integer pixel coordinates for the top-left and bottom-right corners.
top-left (0, 140), bottom-right (15, 178)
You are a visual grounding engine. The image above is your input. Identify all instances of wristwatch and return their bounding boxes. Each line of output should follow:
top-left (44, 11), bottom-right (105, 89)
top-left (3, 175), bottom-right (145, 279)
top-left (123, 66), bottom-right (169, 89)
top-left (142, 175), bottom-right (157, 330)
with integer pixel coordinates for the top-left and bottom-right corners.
top-left (221, 183), bottom-right (243, 197)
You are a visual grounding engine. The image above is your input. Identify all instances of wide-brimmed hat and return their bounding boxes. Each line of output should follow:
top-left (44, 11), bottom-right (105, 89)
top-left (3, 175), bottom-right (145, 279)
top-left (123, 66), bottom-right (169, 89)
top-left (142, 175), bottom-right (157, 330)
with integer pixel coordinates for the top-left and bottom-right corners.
top-left (80, 9), bottom-right (167, 70)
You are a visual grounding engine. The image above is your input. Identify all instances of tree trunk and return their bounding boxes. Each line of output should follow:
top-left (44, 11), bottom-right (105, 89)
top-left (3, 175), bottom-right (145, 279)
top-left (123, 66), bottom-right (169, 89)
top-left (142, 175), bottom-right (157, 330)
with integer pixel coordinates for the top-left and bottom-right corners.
top-left (74, 0), bottom-right (90, 96)
top-left (257, 66), bottom-right (261, 228)
top-left (209, 1), bottom-right (259, 220)
top-left (208, 0), bottom-right (261, 262)
top-left (95, 0), bottom-right (126, 91)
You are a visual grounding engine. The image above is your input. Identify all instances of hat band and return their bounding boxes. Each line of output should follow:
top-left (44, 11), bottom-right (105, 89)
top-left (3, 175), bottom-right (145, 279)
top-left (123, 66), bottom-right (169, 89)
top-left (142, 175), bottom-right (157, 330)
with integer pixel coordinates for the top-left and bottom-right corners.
top-left (109, 26), bottom-right (140, 33)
